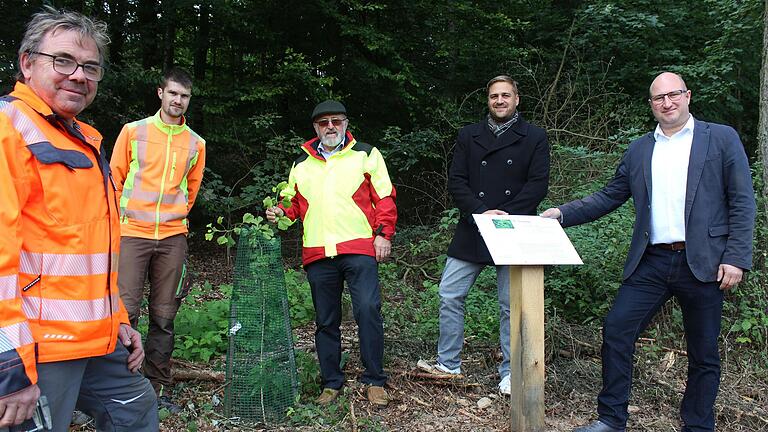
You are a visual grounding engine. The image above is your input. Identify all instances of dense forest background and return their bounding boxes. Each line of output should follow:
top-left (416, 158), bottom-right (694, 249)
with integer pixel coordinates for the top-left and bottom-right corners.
top-left (1, 0), bottom-right (762, 225)
top-left (2, 1), bottom-right (766, 429)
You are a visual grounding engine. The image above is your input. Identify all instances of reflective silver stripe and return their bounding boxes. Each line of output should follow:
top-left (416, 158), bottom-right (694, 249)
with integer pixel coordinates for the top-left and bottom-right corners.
top-left (182, 133), bottom-right (199, 176)
top-left (0, 275), bottom-right (18, 301)
top-left (125, 209), bottom-right (187, 223)
top-left (19, 251), bottom-right (110, 276)
top-left (22, 295), bottom-right (112, 322)
top-left (0, 101), bottom-right (48, 146)
top-left (0, 321), bottom-right (34, 354)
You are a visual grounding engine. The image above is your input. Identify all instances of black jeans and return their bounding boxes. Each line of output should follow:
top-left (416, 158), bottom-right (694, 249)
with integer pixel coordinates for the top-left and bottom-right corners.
top-left (305, 254), bottom-right (386, 389)
top-left (597, 247), bottom-right (724, 432)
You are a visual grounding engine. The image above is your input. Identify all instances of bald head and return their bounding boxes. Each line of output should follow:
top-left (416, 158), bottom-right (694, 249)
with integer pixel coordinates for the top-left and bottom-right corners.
top-left (649, 72), bottom-right (687, 97)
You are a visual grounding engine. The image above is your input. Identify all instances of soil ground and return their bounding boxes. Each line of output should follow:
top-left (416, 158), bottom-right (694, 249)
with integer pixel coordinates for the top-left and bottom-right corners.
top-left (70, 240), bottom-right (768, 432)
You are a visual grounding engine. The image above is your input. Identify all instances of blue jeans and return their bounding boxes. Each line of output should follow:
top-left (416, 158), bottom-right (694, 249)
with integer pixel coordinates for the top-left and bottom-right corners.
top-left (597, 247), bottom-right (723, 432)
top-left (437, 256), bottom-right (511, 378)
top-left (305, 255), bottom-right (386, 389)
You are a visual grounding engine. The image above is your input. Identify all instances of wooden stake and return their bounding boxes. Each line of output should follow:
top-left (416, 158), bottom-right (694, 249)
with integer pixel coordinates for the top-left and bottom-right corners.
top-left (509, 266), bottom-right (545, 432)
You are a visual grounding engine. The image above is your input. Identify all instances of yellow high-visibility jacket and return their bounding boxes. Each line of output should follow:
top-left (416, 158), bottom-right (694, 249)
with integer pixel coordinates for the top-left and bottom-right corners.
top-left (280, 131), bottom-right (397, 265)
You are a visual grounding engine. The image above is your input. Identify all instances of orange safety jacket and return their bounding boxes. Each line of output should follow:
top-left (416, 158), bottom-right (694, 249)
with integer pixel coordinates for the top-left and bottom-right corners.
top-left (110, 111), bottom-right (206, 240)
top-left (279, 131), bottom-right (397, 265)
top-left (0, 83), bottom-right (129, 398)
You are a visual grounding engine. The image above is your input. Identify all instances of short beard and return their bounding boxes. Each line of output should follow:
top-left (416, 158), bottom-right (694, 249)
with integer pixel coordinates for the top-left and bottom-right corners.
top-left (320, 130), bottom-right (344, 148)
top-left (490, 110), bottom-right (513, 123)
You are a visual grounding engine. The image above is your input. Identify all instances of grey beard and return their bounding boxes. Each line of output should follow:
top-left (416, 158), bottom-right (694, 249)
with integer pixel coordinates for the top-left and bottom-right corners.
top-left (320, 133), bottom-right (343, 148)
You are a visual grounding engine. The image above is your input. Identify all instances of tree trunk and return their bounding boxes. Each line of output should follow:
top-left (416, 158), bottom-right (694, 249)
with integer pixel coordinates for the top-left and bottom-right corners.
top-left (757, 0), bottom-right (768, 273)
top-left (191, 1), bottom-right (210, 134)
top-left (106, 0), bottom-right (128, 67)
top-left (137, 0), bottom-right (162, 112)
top-left (759, 0), bottom-right (768, 217)
top-left (162, 0), bottom-right (177, 71)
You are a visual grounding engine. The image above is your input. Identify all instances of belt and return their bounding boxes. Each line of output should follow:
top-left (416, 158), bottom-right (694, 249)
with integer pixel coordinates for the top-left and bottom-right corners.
top-left (652, 242), bottom-right (686, 251)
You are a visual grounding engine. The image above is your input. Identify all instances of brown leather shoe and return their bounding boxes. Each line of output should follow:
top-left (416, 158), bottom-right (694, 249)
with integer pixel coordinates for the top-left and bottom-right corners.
top-left (366, 386), bottom-right (389, 406)
top-left (315, 388), bottom-right (340, 405)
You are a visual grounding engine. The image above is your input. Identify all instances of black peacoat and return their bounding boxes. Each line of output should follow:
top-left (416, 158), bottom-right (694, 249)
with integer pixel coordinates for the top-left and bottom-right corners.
top-left (446, 115), bottom-right (550, 264)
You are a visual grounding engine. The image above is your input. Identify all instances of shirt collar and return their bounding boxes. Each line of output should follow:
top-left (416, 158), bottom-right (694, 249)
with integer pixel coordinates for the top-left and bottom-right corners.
top-left (654, 114), bottom-right (694, 141)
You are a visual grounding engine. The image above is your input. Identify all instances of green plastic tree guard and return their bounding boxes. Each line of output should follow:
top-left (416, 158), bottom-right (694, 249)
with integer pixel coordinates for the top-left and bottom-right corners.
top-left (225, 229), bottom-right (297, 423)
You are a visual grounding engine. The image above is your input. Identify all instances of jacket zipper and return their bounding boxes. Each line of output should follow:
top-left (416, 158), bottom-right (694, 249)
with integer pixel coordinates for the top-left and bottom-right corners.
top-left (155, 131), bottom-right (173, 239)
top-left (169, 152), bottom-right (177, 182)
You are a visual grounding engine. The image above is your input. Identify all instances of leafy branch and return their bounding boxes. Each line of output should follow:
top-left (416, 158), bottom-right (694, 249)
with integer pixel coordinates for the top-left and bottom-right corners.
top-left (205, 182), bottom-right (295, 247)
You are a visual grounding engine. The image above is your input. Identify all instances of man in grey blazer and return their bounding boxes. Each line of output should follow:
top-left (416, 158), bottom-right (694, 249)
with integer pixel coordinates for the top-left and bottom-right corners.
top-left (542, 72), bottom-right (755, 432)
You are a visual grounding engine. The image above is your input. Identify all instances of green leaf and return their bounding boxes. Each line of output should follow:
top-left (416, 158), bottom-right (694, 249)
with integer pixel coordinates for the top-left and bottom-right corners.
top-left (216, 216), bottom-right (224, 225)
top-left (158, 407), bottom-right (170, 421)
top-left (216, 235), bottom-right (228, 245)
top-left (204, 233), bottom-right (213, 241)
top-left (242, 212), bottom-right (256, 224)
top-left (263, 196), bottom-right (275, 209)
top-left (277, 216), bottom-right (294, 230)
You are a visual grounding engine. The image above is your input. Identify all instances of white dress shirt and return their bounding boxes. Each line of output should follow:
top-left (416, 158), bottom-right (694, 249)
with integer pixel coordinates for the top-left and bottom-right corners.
top-left (650, 115), bottom-right (695, 244)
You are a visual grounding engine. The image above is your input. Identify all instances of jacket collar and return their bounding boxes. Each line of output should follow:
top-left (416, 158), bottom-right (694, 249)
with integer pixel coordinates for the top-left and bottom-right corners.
top-left (302, 130), bottom-right (357, 161)
top-left (151, 110), bottom-right (188, 135)
top-left (10, 81), bottom-right (102, 146)
top-left (472, 113), bottom-right (530, 150)
top-left (11, 82), bottom-right (54, 117)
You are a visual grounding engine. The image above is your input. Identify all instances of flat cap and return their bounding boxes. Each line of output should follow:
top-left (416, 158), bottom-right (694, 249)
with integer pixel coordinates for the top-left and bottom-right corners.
top-left (311, 100), bottom-right (347, 120)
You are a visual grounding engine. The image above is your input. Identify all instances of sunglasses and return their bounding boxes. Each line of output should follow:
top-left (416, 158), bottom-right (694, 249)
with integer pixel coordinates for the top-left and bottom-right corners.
top-left (315, 117), bottom-right (346, 127)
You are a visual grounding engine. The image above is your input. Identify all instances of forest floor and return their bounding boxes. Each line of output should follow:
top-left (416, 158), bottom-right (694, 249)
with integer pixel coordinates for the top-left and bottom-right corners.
top-left (71, 243), bottom-right (768, 432)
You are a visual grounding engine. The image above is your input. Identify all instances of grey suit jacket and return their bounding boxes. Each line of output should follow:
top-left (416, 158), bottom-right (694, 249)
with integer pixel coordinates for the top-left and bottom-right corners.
top-left (559, 119), bottom-right (756, 282)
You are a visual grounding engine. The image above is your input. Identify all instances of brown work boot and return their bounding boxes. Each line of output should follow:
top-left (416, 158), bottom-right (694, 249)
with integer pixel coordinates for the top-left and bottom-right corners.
top-left (366, 386), bottom-right (389, 406)
top-left (315, 388), bottom-right (340, 405)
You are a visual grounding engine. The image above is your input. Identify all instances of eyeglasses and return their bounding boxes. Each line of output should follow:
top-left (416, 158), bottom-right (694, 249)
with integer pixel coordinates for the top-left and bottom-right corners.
top-left (314, 117), bottom-right (347, 128)
top-left (649, 89), bottom-right (687, 105)
top-left (29, 51), bottom-right (105, 82)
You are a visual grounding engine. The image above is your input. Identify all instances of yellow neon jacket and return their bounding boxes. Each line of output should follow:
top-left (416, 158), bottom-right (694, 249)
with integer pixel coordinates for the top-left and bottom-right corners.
top-left (279, 131), bottom-right (397, 265)
top-left (0, 82), bottom-right (129, 397)
top-left (110, 111), bottom-right (206, 240)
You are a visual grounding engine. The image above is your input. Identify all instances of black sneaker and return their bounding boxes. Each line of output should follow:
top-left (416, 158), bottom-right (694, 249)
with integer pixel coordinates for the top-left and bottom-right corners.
top-left (158, 395), bottom-right (183, 414)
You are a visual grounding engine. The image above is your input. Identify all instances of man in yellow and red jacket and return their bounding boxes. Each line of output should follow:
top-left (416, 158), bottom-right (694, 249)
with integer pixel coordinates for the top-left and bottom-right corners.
top-left (110, 67), bottom-right (205, 413)
top-left (0, 7), bottom-right (157, 431)
top-left (266, 100), bottom-right (396, 407)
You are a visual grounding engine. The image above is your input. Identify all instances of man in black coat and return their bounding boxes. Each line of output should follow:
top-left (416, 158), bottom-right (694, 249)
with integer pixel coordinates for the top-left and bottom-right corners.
top-left (418, 75), bottom-right (550, 395)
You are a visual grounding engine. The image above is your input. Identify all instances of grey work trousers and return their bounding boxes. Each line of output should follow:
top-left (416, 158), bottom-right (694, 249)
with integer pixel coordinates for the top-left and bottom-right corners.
top-left (36, 342), bottom-right (157, 432)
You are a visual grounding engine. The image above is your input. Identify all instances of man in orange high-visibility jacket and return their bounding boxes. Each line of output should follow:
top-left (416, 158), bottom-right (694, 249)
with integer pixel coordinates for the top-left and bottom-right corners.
top-left (0, 7), bottom-right (157, 431)
top-left (266, 100), bottom-right (397, 407)
top-left (110, 67), bottom-right (206, 414)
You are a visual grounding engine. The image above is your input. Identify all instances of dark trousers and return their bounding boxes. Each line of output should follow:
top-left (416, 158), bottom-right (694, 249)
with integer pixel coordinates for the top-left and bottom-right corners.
top-left (36, 343), bottom-right (158, 432)
top-left (597, 247), bottom-right (724, 432)
top-left (118, 234), bottom-right (188, 394)
top-left (305, 254), bottom-right (386, 389)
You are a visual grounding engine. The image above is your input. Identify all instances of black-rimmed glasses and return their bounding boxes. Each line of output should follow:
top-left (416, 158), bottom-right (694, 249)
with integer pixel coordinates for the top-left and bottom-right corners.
top-left (649, 89), bottom-right (687, 105)
top-left (29, 51), bottom-right (105, 82)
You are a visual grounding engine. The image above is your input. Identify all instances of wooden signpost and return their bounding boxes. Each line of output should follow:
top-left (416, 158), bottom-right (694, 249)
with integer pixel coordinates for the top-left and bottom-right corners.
top-left (472, 215), bottom-right (582, 432)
